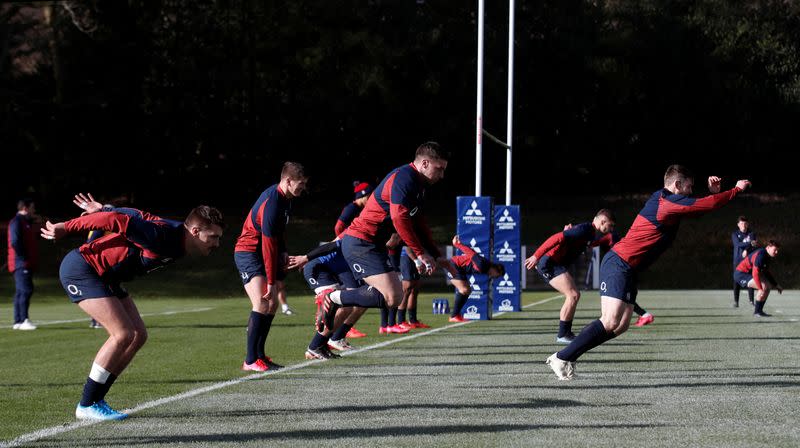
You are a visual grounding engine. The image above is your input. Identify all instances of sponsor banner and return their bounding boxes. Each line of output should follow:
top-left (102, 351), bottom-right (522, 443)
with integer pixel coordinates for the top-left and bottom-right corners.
top-left (457, 196), bottom-right (492, 320)
top-left (493, 205), bottom-right (521, 312)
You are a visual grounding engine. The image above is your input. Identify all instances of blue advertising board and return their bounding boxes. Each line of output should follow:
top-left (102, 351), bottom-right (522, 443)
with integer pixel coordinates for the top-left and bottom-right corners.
top-left (492, 205), bottom-right (521, 312)
top-left (456, 196), bottom-right (492, 320)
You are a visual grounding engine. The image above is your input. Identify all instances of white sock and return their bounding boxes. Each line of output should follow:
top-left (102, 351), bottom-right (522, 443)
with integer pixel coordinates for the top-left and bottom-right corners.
top-left (281, 303), bottom-right (289, 311)
top-left (89, 362), bottom-right (111, 384)
top-left (330, 290), bottom-right (342, 305)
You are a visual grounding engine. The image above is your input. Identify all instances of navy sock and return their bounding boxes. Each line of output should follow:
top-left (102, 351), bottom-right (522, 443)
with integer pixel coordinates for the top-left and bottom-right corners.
top-left (80, 378), bottom-right (104, 406)
top-left (380, 307), bottom-right (389, 327)
top-left (755, 299), bottom-right (766, 313)
top-left (332, 323), bottom-right (352, 341)
top-left (97, 373), bottom-right (117, 402)
top-left (557, 320), bottom-right (612, 362)
top-left (340, 285), bottom-right (385, 307)
top-left (733, 283), bottom-right (741, 302)
top-left (388, 307), bottom-right (397, 326)
top-left (309, 332), bottom-right (329, 350)
top-left (558, 320), bottom-right (573, 338)
top-left (747, 288), bottom-right (755, 302)
top-left (452, 292), bottom-right (468, 317)
top-left (408, 307), bottom-right (418, 323)
top-left (397, 308), bottom-right (407, 324)
top-left (257, 313), bottom-right (275, 360)
top-left (246, 311), bottom-right (269, 364)
top-left (633, 303), bottom-right (646, 316)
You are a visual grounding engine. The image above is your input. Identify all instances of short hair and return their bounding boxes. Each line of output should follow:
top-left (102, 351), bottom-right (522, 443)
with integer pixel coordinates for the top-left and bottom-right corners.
top-left (415, 142), bottom-right (449, 162)
top-left (281, 161), bottom-right (307, 181)
top-left (185, 205), bottom-right (225, 230)
top-left (595, 208), bottom-right (615, 222)
top-left (766, 239), bottom-right (780, 248)
top-left (17, 198), bottom-right (34, 211)
top-left (738, 215), bottom-right (749, 222)
top-left (664, 164), bottom-right (694, 186)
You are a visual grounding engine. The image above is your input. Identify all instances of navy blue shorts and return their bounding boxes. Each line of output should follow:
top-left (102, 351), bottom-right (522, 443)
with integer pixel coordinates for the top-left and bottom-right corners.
top-left (535, 256), bottom-right (568, 283)
top-left (734, 271), bottom-right (753, 288)
top-left (598, 251), bottom-right (638, 303)
top-left (447, 265), bottom-right (470, 282)
top-left (59, 249), bottom-right (128, 303)
top-left (389, 250), bottom-right (401, 272)
top-left (340, 235), bottom-right (396, 281)
top-left (399, 248), bottom-right (420, 282)
top-left (234, 251), bottom-right (286, 285)
top-left (303, 251), bottom-right (360, 291)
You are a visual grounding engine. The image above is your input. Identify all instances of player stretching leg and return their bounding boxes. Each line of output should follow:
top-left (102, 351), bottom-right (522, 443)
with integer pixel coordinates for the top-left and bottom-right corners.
top-left (446, 235), bottom-right (506, 322)
top-left (43, 199), bottom-right (224, 420)
top-left (234, 162), bottom-right (307, 372)
top-left (546, 165), bottom-right (750, 380)
top-left (734, 240), bottom-right (782, 317)
top-left (524, 209), bottom-right (617, 343)
top-left (322, 143), bottom-right (448, 331)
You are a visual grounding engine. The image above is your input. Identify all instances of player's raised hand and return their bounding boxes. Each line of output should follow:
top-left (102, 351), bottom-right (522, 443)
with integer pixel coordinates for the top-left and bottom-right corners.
top-left (524, 254), bottom-right (538, 271)
top-left (563, 223), bottom-right (573, 231)
top-left (452, 235), bottom-right (461, 246)
top-left (40, 221), bottom-right (66, 240)
top-left (73, 193), bottom-right (103, 214)
top-left (707, 176), bottom-right (722, 193)
top-left (736, 179), bottom-right (752, 191)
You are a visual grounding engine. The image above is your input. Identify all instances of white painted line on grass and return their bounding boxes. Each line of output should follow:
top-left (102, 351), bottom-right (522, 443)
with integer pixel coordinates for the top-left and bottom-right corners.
top-left (1, 307), bottom-right (215, 329)
top-left (0, 295), bottom-right (562, 448)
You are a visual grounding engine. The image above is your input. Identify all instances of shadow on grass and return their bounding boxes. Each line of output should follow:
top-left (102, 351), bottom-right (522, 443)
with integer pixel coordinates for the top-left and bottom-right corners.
top-left (141, 398), bottom-right (607, 419)
top-left (52, 422), bottom-right (666, 445)
top-left (478, 379), bottom-right (800, 390)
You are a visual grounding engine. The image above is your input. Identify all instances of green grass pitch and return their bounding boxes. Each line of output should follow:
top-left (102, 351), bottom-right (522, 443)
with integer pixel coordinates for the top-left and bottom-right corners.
top-left (1, 290), bottom-right (799, 447)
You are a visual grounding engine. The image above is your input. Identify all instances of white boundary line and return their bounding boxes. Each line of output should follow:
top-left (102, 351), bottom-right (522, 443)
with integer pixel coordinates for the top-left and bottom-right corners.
top-left (0, 294), bottom-right (563, 448)
top-left (1, 307), bottom-right (215, 329)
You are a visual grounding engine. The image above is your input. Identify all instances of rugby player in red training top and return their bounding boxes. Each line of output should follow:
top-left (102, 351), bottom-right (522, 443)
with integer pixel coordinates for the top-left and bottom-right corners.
top-left (330, 181), bottom-right (375, 339)
top-left (41, 201), bottom-right (224, 421)
top-left (524, 209), bottom-right (617, 343)
top-left (445, 235), bottom-right (505, 321)
top-left (335, 181), bottom-right (374, 237)
top-left (546, 165), bottom-right (751, 380)
top-left (731, 215), bottom-right (757, 307)
top-left (319, 142), bottom-right (448, 331)
top-left (234, 162), bottom-right (307, 372)
top-left (734, 240), bottom-right (783, 317)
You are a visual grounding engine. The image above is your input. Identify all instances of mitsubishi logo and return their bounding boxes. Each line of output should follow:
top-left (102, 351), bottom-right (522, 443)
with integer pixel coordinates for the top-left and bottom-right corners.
top-left (498, 209), bottom-right (514, 222)
top-left (465, 200), bottom-right (483, 216)
top-left (499, 241), bottom-right (514, 255)
top-left (498, 273), bottom-right (513, 287)
top-left (469, 238), bottom-right (483, 254)
top-left (468, 275), bottom-right (482, 291)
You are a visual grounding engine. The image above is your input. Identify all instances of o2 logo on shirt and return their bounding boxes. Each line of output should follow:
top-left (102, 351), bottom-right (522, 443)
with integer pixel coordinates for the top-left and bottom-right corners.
top-left (600, 282), bottom-right (607, 293)
top-left (309, 277), bottom-right (318, 285)
top-left (352, 263), bottom-right (365, 273)
top-left (67, 284), bottom-right (83, 296)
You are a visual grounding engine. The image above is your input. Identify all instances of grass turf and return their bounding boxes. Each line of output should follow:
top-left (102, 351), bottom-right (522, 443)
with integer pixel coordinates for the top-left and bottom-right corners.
top-left (2, 290), bottom-right (799, 447)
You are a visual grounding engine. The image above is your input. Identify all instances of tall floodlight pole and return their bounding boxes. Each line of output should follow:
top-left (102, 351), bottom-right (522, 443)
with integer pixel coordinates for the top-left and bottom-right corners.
top-left (505, 0), bottom-right (515, 205)
top-left (475, 0), bottom-right (485, 197)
